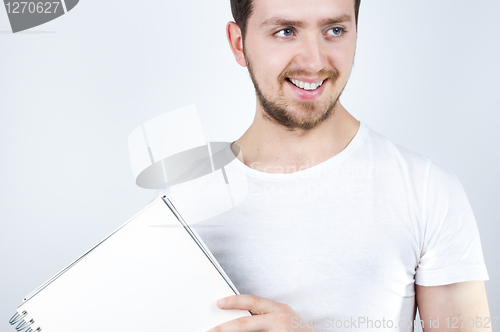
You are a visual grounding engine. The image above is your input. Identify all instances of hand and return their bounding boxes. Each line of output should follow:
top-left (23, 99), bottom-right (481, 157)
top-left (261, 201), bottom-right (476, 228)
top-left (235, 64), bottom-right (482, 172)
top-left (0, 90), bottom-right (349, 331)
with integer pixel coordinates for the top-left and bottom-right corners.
top-left (206, 294), bottom-right (315, 332)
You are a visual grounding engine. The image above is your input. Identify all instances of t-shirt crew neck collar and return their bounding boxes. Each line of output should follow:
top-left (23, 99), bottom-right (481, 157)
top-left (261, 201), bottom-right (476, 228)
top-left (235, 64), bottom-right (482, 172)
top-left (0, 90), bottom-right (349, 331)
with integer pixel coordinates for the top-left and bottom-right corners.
top-left (229, 122), bottom-right (368, 180)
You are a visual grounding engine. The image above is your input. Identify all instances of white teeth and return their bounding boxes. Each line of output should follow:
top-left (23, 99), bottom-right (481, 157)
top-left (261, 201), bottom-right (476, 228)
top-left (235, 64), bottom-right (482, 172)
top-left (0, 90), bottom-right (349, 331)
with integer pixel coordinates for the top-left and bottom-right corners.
top-left (289, 78), bottom-right (325, 91)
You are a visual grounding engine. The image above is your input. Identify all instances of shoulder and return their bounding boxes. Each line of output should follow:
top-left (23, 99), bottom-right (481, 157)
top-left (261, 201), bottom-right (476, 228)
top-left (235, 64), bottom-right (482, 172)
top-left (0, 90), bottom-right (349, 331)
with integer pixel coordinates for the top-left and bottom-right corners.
top-left (360, 123), bottom-right (462, 192)
top-left (361, 123), bottom-right (430, 174)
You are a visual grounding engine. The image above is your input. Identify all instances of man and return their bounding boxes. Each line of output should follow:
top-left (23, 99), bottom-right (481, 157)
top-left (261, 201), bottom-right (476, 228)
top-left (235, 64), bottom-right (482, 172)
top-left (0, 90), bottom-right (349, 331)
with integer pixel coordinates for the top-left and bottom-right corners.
top-left (163, 0), bottom-right (492, 331)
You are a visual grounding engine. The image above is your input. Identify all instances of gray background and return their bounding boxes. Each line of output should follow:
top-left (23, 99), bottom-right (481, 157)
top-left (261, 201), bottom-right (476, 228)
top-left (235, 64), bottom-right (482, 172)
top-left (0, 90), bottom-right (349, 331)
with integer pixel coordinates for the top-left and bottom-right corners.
top-left (0, 0), bottom-right (498, 330)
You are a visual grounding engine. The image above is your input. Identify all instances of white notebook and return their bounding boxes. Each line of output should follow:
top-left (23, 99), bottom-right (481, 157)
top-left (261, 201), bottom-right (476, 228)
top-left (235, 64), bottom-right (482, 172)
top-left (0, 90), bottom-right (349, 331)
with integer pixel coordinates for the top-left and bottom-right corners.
top-left (9, 196), bottom-right (251, 331)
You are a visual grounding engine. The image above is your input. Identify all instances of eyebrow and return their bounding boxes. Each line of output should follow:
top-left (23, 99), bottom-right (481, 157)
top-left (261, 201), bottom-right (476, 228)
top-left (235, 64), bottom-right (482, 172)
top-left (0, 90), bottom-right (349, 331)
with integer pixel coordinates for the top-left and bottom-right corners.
top-left (259, 14), bottom-right (353, 29)
top-left (319, 15), bottom-right (353, 26)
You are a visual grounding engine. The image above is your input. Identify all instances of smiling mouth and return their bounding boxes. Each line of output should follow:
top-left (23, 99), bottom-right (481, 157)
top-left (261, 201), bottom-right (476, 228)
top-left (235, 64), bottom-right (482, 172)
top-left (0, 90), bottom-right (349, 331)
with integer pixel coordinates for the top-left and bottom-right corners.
top-left (286, 78), bottom-right (327, 91)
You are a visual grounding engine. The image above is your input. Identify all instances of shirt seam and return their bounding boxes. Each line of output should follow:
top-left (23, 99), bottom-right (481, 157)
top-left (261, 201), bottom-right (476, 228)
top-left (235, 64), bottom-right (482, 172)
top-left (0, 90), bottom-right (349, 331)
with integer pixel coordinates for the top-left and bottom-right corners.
top-left (419, 158), bottom-right (432, 258)
top-left (417, 264), bottom-right (487, 275)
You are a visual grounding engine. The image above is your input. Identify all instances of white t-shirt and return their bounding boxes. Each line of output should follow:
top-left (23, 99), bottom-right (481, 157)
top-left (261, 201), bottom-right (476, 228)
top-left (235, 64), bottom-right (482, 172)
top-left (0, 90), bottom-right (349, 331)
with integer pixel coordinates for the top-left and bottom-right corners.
top-left (152, 122), bottom-right (489, 331)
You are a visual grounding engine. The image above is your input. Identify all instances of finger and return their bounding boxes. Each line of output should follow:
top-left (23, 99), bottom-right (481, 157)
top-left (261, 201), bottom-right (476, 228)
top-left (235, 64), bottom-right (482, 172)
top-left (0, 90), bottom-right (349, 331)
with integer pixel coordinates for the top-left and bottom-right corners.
top-left (206, 312), bottom-right (275, 332)
top-left (217, 294), bottom-right (280, 315)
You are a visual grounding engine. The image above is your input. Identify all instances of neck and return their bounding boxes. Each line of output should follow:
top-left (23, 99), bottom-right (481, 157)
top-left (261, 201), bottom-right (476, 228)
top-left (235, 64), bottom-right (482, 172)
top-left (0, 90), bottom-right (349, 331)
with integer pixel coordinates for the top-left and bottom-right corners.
top-left (232, 100), bottom-right (360, 174)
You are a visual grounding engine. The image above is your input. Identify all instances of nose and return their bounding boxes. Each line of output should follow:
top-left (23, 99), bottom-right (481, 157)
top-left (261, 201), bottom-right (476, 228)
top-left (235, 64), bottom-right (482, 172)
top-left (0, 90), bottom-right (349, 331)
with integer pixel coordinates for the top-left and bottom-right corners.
top-left (294, 33), bottom-right (327, 73)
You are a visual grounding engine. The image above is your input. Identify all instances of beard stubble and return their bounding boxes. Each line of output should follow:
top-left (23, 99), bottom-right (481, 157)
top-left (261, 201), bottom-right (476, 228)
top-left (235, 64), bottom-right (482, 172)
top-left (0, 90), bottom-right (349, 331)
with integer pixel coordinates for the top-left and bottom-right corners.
top-left (244, 52), bottom-right (342, 131)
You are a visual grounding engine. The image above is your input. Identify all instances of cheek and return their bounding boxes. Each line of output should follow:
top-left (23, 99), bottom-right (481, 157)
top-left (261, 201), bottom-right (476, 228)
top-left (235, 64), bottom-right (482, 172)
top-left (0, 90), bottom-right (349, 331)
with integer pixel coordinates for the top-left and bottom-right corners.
top-left (328, 43), bottom-right (356, 76)
top-left (247, 37), bottom-right (295, 70)
top-left (254, 49), bottom-right (292, 86)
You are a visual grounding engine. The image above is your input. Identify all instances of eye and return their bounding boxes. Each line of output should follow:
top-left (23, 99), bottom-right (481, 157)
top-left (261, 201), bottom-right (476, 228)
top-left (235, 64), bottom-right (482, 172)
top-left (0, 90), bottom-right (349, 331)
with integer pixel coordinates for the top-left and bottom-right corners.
top-left (326, 27), bottom-right (345, 37)
top-left (275, 28), bottom-right (294, 37)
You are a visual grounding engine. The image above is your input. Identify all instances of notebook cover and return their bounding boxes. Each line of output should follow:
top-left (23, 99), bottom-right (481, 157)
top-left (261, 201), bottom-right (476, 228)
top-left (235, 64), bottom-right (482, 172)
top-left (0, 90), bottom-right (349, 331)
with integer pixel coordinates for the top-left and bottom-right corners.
top-left (11, 197), bottom-right (251, 331)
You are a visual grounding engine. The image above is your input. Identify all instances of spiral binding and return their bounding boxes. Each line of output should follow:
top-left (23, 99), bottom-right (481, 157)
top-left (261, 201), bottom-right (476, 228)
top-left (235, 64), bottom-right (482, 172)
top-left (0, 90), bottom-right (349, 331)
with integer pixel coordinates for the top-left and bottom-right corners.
top-left (9, 311), bottom-right (41, 332)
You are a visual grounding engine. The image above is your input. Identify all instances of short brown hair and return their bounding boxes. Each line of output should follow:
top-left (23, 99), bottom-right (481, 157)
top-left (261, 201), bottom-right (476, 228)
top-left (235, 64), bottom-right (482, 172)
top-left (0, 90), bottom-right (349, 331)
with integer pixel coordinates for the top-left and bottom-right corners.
top-left (230, 0), bottom-right (361, 39)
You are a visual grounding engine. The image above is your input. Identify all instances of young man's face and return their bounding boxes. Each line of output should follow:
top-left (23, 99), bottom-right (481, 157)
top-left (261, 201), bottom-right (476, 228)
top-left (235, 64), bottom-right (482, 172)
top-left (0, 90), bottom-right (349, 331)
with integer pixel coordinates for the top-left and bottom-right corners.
top-left (242, 0), bottom-right (358, 130)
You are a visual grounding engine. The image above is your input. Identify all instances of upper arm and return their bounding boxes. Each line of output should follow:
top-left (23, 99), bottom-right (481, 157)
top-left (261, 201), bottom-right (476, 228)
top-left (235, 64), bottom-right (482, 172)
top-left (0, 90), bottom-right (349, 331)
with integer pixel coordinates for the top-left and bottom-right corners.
top-left (416, 280), bottom-right (492, 332)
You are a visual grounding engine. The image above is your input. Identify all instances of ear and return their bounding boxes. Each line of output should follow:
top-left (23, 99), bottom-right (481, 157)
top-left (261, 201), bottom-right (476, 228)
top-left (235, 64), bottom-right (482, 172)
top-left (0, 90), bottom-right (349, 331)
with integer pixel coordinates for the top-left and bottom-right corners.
top-left (226, 21), bottom-right (247, 67)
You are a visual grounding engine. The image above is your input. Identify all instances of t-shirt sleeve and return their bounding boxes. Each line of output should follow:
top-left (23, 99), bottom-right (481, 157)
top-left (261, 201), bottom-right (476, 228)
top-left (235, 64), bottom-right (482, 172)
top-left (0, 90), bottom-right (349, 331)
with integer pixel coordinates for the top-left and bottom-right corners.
top-left (415, 158), bottom-right (489, 286)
